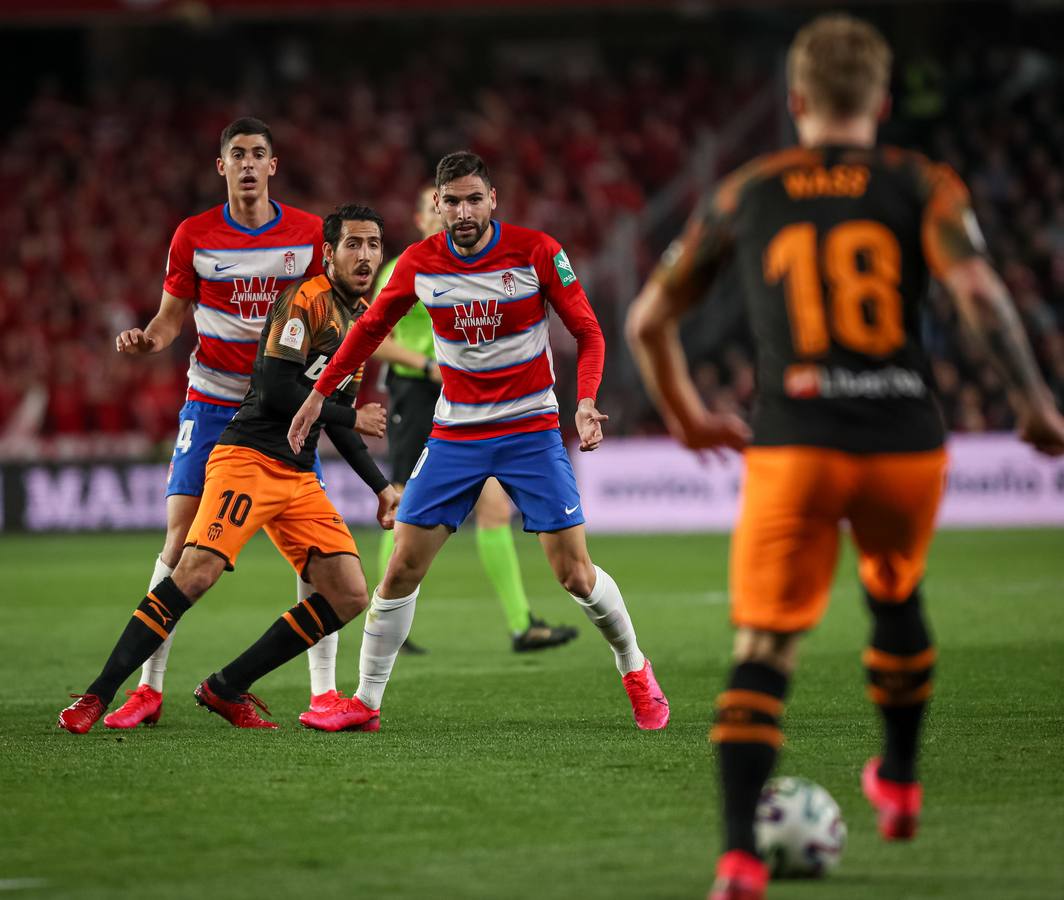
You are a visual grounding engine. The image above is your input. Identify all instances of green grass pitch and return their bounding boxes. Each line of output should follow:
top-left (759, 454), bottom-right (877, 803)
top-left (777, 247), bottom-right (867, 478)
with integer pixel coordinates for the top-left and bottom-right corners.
top-left (1, 529), bottom-right (1062, 899)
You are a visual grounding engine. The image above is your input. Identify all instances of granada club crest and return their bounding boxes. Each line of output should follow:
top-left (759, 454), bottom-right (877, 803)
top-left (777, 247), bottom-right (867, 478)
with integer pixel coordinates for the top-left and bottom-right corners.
top-left (283, 250), bottom-right (296, 276)
top-left (501, 271), bottom-right (516, 297)
top-left (454, 299), bottom-right (503, 346)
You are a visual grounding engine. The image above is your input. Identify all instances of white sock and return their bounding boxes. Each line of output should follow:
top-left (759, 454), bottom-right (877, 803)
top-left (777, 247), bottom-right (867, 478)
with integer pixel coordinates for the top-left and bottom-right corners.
top-left (571, 565), bottom-right (645, 675)
top-left (302, 577), bottom-right (338, 696)
top-left (139, 555), bottom-right (176, 692)
top-left (355, 586), bottom-right (419, 711)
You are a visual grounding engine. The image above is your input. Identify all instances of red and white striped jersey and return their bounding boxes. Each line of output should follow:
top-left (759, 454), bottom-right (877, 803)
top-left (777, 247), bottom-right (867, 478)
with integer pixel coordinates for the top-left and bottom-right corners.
top-left (315, 220), bottom-right (604, 440)
top-left (163, 201), bottom-right (323, 407)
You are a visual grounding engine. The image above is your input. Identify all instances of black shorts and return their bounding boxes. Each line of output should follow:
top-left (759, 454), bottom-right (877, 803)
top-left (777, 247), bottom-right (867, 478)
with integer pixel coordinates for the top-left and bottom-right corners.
top-left (386, 372), bottom-right (442, 485)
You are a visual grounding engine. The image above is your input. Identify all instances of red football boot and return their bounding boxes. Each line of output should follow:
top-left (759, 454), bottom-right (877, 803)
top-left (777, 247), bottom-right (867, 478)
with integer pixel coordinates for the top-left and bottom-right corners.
top-left (193, 680), bottom-right (278, 729)
top-left (104, 685), bottom-right (163, 729)
top-left (862, 757), bottom-right (922, 840)
top-left (299, 695), bottom-right (379, 732)
top-left (307, 689), bottom-right (346, 714)
top-left (58, 694), bottom-right (105, 734)
top-left (621, 659), bottom-right (670, 730)
top-left (708, 849), bottom-right (768, 900)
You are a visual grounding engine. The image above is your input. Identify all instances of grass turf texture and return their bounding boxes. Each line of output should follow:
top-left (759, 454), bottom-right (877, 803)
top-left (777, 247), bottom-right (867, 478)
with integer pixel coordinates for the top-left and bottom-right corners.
top-left (1, 529), bottom-right (1062, 900)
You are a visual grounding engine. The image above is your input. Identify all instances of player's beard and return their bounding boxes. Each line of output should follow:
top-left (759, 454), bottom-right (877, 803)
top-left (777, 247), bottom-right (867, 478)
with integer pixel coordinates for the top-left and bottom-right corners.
top-left (332, 265), bottom-right (373, 302)
top-left (448, 217), bottom-right (489, 249)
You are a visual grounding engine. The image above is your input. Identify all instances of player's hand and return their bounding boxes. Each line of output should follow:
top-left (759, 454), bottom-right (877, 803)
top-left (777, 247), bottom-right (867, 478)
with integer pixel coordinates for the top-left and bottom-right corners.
top-left (427, 361), bottom-right (443, 385)
top-left (575, 399), bottom-right (608, 452)
top-left (288, 390), bottom-right (326, 454)
top-left (670, 409), bottom-right (751, 453)
top-left (355, 402), bottom-right (387, 438)
top-left (376, 485), bottom-right (400, 530)
top-left (115, 328), bottom-right (157, 355)
top-left (1018, 403), bottom-right (1064, 457)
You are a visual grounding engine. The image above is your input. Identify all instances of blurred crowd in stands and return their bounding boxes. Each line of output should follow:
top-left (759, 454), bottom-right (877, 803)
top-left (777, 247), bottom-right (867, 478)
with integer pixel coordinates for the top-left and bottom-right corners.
top-left (0, 52), bottom-right (754, 455)
top-left (0, 40), bottom-right (1061, 455)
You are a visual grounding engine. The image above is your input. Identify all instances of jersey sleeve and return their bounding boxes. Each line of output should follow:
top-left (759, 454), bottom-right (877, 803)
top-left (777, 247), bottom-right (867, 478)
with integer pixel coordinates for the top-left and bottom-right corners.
top-left (314, 250), bottom-right (419, 396)
top-left (533, 234), bottom-right (605, 403)
top-left (655, 171), bottom-right (742, 304)
top-left (263, 282), bottom-right (317, 365)
top-left (920, 163), bottom-right (986, 280)
top-left (162, 220), bottom-right (197, 300)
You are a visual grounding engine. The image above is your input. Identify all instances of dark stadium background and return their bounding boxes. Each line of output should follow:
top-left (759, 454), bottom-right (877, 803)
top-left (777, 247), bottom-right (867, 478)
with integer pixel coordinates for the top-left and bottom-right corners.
top-left (0, 1), bottom-right (1062, 529)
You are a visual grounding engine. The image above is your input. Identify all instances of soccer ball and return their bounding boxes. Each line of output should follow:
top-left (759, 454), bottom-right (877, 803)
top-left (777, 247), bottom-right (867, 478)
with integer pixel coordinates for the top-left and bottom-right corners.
top-left (754, 776), bottom-right (846, 878)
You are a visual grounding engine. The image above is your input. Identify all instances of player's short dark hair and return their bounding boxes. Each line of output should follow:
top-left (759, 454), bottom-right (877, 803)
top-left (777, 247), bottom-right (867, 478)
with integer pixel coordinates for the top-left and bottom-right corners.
top-left (323, 204), bottom-right (385, 247)
top-left (435, 151), bottom-right (491, 190)
top-left (219, 117), bottom-right (274, 155)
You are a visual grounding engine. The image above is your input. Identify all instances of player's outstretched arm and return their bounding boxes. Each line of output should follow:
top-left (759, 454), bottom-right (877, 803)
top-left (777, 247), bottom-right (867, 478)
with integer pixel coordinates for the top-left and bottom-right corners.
top-left (626, 205), bottom-right (750, 452)
top-left (311, 256), bottom-right (421, 402)
top-left (942, 257), bottom-right (1064, 455)
top-left (115, 292), bottom-right (191, 355)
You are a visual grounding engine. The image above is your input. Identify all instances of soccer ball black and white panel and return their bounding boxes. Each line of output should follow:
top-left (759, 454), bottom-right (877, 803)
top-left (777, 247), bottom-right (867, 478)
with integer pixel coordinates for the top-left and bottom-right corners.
top-left (754, 776), bottom-right (847, 878)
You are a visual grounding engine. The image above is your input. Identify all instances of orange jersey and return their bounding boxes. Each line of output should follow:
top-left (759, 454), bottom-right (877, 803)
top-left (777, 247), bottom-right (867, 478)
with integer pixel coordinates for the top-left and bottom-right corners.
top-left (671, 144), bottom-right (985, 453)
top-left (218, 273), bottom-right (369, 470)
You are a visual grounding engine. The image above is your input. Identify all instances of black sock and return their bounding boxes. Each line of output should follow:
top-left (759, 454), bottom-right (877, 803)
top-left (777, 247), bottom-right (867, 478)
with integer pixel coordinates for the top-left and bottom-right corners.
top-left (711, 661), bottom-right (789, 856)
top-left (211, 593), bottom-right (344, 699)
top-left (864, 588), bottom-right (935, 783)
top-left (86, 578), bottom-right (192, 706)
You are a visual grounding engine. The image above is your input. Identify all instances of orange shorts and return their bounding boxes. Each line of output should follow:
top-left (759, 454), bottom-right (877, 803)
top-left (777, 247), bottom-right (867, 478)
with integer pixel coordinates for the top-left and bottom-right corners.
top-left (185, 445), bottom-right (358, 576)
top-left (730, 445), bottom-right (948, 633)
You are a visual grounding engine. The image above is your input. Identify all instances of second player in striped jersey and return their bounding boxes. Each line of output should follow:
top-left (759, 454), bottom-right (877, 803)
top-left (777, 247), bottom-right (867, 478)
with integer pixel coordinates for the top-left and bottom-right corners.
top-left (108, 117), bottom-right (379, 729)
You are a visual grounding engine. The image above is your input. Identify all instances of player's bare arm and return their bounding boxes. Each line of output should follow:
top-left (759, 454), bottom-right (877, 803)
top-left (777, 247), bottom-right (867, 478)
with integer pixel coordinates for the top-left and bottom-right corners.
top-left (626, 205), bottom-right (750, 452)
top-left (942, 257), bottom-right (1064, 455)
top-left (115, 291), bottom-right (192, 354)
top-left (371, 336), bottom-right (442, 384)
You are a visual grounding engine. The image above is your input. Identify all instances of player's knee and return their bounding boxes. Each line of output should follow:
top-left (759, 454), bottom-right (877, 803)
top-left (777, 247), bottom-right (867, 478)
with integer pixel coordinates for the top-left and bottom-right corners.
top-left (171, 559), bottom-right (219, 601)
top-left (557, 558), bottom-right (596, 597)
top-left (732, 628), bottom-right (800, 673)
top-left (326, 586), bottom-right (370, 624)
top-left (383, 551), bottom-right (424, 596)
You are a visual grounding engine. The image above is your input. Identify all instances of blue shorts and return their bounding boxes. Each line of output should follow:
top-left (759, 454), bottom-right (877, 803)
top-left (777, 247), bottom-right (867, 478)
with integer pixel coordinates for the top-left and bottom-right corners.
top-left (166, 400), bottom-right (324, 497)
top-left (397, 429), bottom-right (585, 533)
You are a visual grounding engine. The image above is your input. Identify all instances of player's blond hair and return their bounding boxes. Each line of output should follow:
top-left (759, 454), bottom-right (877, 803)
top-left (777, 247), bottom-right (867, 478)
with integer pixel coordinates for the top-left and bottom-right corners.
top-left (787, 14), bottom-right (892, 118)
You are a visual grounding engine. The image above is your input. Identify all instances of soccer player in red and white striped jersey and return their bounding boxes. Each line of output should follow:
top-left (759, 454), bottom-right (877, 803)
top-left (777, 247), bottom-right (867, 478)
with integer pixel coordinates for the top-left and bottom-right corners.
top-left (104, 118), bottom-right (363, 728)
top-left (289, 151), bottom-right (670, 732)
